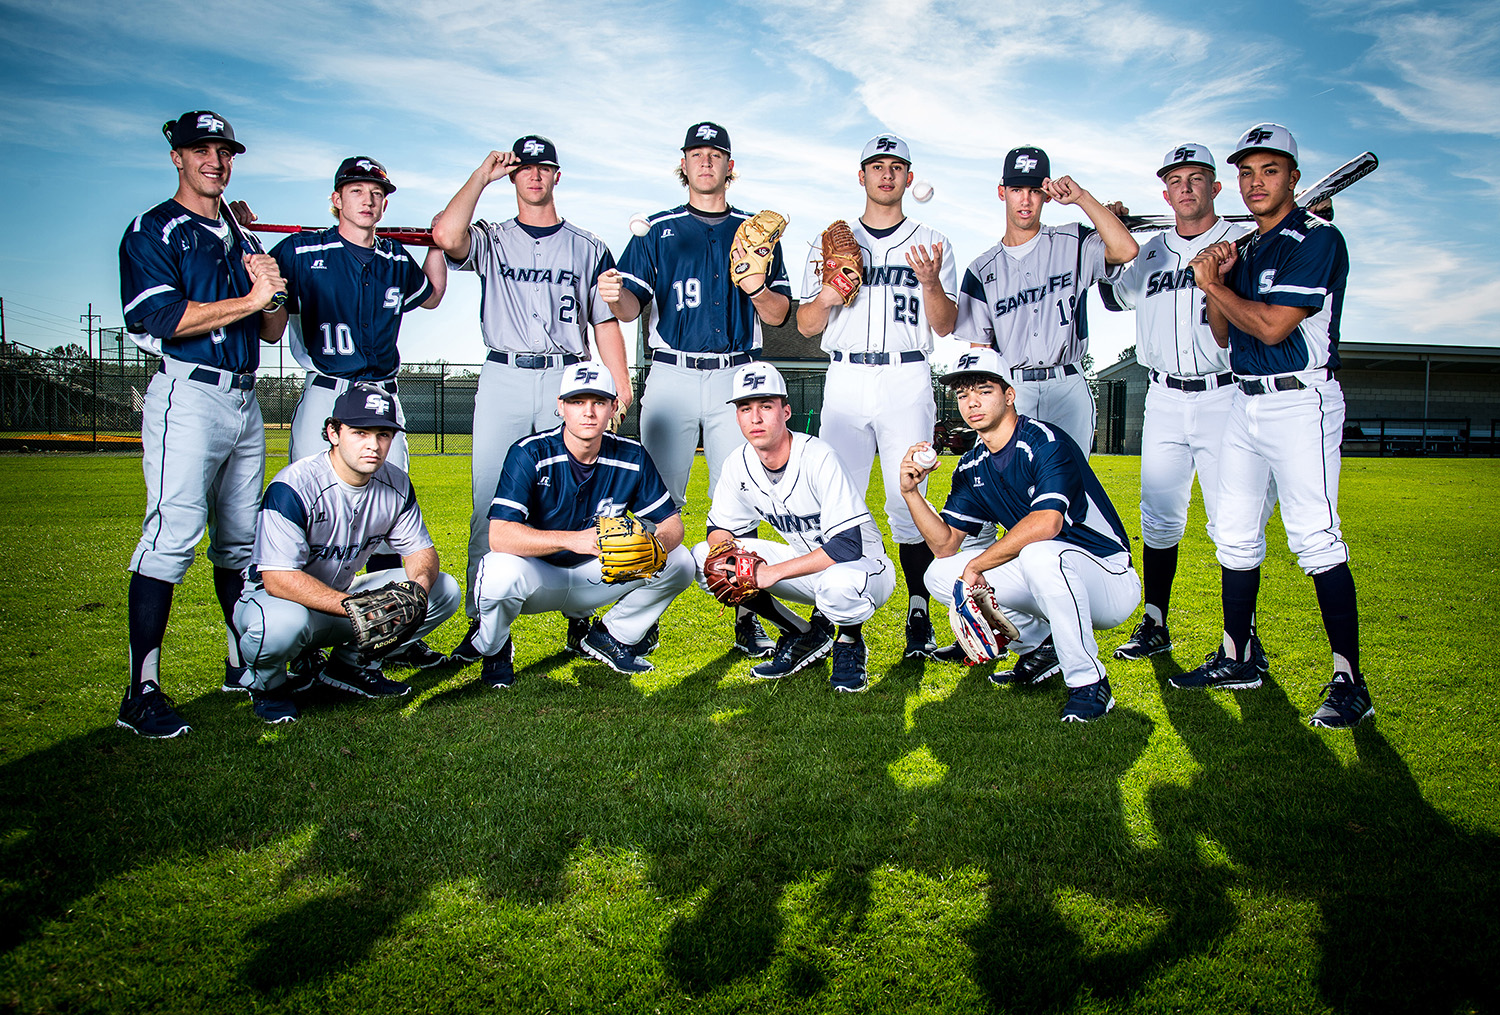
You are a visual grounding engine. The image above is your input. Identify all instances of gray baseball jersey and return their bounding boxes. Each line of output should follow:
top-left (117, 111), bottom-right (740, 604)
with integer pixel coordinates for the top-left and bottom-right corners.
top-left (956, 223), bottom-right (1109, 367)
top-left (252, 451), bottom-right (434, 592)
top-left (449, 218), bottom-right (615, 353)
top-left (802, 218), bottom-right (957, 354)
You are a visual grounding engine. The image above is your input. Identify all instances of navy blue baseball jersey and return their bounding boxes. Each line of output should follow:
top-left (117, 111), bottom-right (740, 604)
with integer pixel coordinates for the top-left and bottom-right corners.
top-left (119, 199), bottom-right (263, 372)
top-left (271, 227), bottom-right (433, 380)
top-left (1225, 207), bottom-right (1348, 376)
top-left (616, 206), bottom-right (792, 354)
top-left (489, 428), bottom-right (677, 568)
top-left (941, 416), bottom-right (1131, 559)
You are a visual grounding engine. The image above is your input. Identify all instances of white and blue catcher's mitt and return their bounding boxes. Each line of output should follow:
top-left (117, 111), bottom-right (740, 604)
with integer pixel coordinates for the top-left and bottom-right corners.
top-left (951, 579), bottom-right (1020, 663)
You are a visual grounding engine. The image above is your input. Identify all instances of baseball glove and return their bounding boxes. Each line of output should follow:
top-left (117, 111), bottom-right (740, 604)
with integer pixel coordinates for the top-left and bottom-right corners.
top-left (597, 515), bottom-right (667, 583)
top-left (950, 578), bottom-right (1020, 664)
top-left (702, 538), bottom-right (765, 606)
top-left (342, 580), bottom-right (428, 658)
top-left (820, 220), bottom-right (863, 306)
top-left (731, 210), bottom-right (787, 287)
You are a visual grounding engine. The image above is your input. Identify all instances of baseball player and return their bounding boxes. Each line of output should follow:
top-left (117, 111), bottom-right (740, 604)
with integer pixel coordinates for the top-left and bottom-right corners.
top-left (469, 363), bottom-right (694, 688)
top-left (693, 363), bottom-right (896, 693)
top-left (431, 136), bottom-right (630, 664)
top-left (1174, 123), bottom-right (1372, 729)
top-left (116, 110), bottom-right (288, 738)
top-left (598, 121), bottom-right (793, 660)
top-left (233, 384), bottom-right (462, 723)
top-left (899, 349), bottom-right (1140, 722)
top-left (956, 147), bottom-right (1137, 453)
top-left (239, 156), bottom-right (448, 669)
top-left (1097, 144), bottom-right (1273, 660)
top-left (795, 133), bottom-right (961, 663)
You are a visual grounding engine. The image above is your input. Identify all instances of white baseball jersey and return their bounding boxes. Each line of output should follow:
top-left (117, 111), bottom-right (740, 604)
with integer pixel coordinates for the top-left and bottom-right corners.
top-left (956, 223), bottom-right (1109, 367)
top-left (448, 218), bottom-right (615, 354)
top-left (1098, 219), bottom-right (1247, 376)
top-left (251, 451), bottom-right (434, 592)
top-left (708, 433), bottom-right (884, 558)
top-left (802, 218), bottom-right (957, 354)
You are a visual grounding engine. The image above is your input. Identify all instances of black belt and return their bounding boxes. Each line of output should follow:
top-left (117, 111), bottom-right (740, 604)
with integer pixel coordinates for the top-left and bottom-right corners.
top-left (1151, 369), bottom-right (1234, 392)
top-left (1237, 369), bottom-right (1332, 396)
top-left (830, 351), bottom-right (925, 365)
top-left (310, 374), bottom-right (397, 393)
top-left (1016, 363), bottom-right (1080, 382)
top-left (651, 350), bottom-right (757, 370)
top-left (487, 351), bottom-right (582, 369)
top-left (160, 360), bottom-right (255, 390)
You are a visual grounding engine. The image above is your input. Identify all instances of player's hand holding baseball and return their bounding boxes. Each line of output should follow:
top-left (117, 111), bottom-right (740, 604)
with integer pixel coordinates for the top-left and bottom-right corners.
top-left (904, 242), bottom-right (945, 287)
top-left (898, 443), bottom-right (937, 493)
top-left (1188, 241), bottom-right (1237, 293)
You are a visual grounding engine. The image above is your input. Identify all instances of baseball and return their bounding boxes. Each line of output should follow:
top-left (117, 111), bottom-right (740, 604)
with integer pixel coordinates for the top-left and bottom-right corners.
top-left (912, 180), bottom-right (934, 203)
top-left (629, 213), bottom-right (650, 237)
top-left (913, 445), bottom-right (939, 469)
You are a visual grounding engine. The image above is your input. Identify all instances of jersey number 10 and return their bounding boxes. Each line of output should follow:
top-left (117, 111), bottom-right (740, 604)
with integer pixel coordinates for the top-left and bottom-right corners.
top-left (320, 323), bottom-right (355, 356)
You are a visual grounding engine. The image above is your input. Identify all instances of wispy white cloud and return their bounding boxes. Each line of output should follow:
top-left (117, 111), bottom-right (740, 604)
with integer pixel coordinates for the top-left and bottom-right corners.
top-left (1352, 3), bottom-right (1500, 136)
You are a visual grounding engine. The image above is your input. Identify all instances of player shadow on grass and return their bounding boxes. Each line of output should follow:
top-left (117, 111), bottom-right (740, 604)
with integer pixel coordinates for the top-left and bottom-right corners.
top-left (1147, 658), bottom-right (1500, 1014)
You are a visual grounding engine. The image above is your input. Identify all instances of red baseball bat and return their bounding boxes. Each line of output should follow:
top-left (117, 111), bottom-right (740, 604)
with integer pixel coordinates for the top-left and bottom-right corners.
top-left (246, 223), bottom-right (438, 247)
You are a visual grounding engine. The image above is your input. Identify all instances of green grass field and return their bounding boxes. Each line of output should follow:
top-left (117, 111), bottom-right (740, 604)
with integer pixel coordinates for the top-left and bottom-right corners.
top-left (1, 453), bottom-right (1496, 1014)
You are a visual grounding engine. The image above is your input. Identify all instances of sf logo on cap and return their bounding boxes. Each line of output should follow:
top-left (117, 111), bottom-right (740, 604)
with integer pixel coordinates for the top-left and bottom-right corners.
top-left (957, 353), bottom-right (980, 370)
top-left (1246, 128), bottom-right (1275, 145)
top-left (741, 372), bottom-right (767, 391)
top-left (876, 137), bottom-right (898, 151)
top-left (364, 394), bottom-right (391, 414)
top-left (523, 139), bottom-right (545, 157)
top-left (1014, 154), bottom-right (1038, 173)
top-left (1174, 146), bottom-right (1197, 162)
top-left (579, 367), bottom-right (600, 382)
top-left (696, 125), bottom-right (718, 140)
top-left (196, 114), bottom-right (225, 133)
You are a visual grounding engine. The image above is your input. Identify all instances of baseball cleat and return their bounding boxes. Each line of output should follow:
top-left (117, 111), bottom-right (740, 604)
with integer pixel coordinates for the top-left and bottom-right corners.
top-left (565, 616), bottom-right (594, 656)
top-left (1169, 637), bottom-right (1268, 690)
top-left (994, 636), bottom-right (1061, 686)
top-left (221, 660), bottom-right (252, 694)
top-left (932, 642), bottom-right (972, 664)
top-left (480, 640), bottom-right (515, 689)
top-left (250, 688), bottom-right (299, 724)
top-left (116, 687), bottom-right (190, 738)
top-left (581, 623), bottom-right (654, 674)
top-left (285, 647), bottom-right (326, 694)
top-left (447, 618), bottom-right (483, 664)
top-left (903, 609), bottom-right (938, 659)
top-left (321, 658), bottom-right (412, 698)
top-left (1307, 672), bottom-right (1373, 729)
top-left (1113, 617), bottom-right (1172, 660)
top-left (829, 638), bottom-right (870, 693)
top-left (751, 612), bottom-right (835, 679)
top-left (382, 638), bottom-right (447, 670)
top-left (1060, 678), bottom-right (1115, 722)
top-left (734, 614), bottom-right (776, 658)
top-left (629, 621), bottom-right (661, 657)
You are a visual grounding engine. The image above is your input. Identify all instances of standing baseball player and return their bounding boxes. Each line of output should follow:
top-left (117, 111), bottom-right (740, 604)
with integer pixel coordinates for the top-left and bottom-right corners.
top-left (240, 155), bottom-right (448, 669)
top-left (956, 147), bottom-right (1137, 453)
top-left (900, 349), bottom-right (1140, 722)
top-left (1097, 144), bottom-right (1273, 660)
top-left (431, 136), bottom-right (630, 663)
top-left (233, 384), bottom-right (462, 722)
top-left (795, 133), bottom-right (961, 662)
top-left (694, 363), bottom-right (896, 693)
top-left (1174, 123), bottom-right (1372, 729)
top-left (469, 363), bottom-right (694, 688)
top-left (597, 121), bottom-right (793, 660)
top-left (116, 110), bottom-right (288, 737)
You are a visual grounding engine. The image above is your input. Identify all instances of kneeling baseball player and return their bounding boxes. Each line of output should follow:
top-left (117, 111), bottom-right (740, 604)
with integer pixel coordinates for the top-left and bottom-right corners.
top-left (694, 363), bottom-right (895, 692)
top-left (899, 349), bottom-right (1140, 722)
top-left (470, 363), bottom-right (695, 688)
top-left (234, 384), bottom-right (462, 723)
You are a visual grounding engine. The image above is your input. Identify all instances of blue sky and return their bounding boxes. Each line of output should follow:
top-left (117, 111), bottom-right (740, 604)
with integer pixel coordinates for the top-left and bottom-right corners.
top-left (1, 0), bottom-right (1496, 370)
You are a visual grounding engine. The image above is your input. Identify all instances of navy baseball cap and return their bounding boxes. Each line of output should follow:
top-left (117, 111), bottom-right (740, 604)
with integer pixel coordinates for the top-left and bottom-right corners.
top-left (331, 384), bottom-right (405, 432)
top-left (1228, 123), bottom-right (1298, 167)
top-left (683, 121), bottom-right (731, 155)
top-left (558, 362), bottom-right (618, 401)
top-left (1157, 143), bottom-right (1216, 179)
top-left (861, 133), bottom-right (911, 166)
top-left (162, 110), bottom-right (245, 154)
top-left (1002, 146), bottom-right (1049, 189)
top-left (939, 348), bottom-right (1013, 388)
top-left (334, 156), bottom-right (396, 193)
top-left (512, 135), bottom-right (560, 168)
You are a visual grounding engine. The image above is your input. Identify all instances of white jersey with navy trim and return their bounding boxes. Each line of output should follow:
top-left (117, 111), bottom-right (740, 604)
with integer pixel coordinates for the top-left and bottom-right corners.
top-left (617, 205), bottom-right (792, 354)
top-left (119, 199), bottom-right (263, 372)
top-left (251, 451), bottom-right (434, 592)
top-left (489, 428), bottom-right (677, 569)
top-left (956, 223), bottom-right (1109, 368)
top-left (272, 227), bottom-right (432, 380)
top-left (1098, 219), bottom-right (1246, 377)
top-left (802, 217), bottom-right (956, 355)
top-left (449, 218), bottom-right (616, 355)
top-left (708, 433), bottom-right (884, 558)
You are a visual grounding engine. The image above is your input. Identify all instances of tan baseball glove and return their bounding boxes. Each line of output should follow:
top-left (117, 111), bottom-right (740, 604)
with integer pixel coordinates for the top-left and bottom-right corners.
top-left (731, 210), bottom-right (786, 288)
top-left (820, 220), bottom-right (863, 306)
top-left (597, 515), bottom-right (667, 583)
top-left (702, 538), bottom-right (765, 605)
